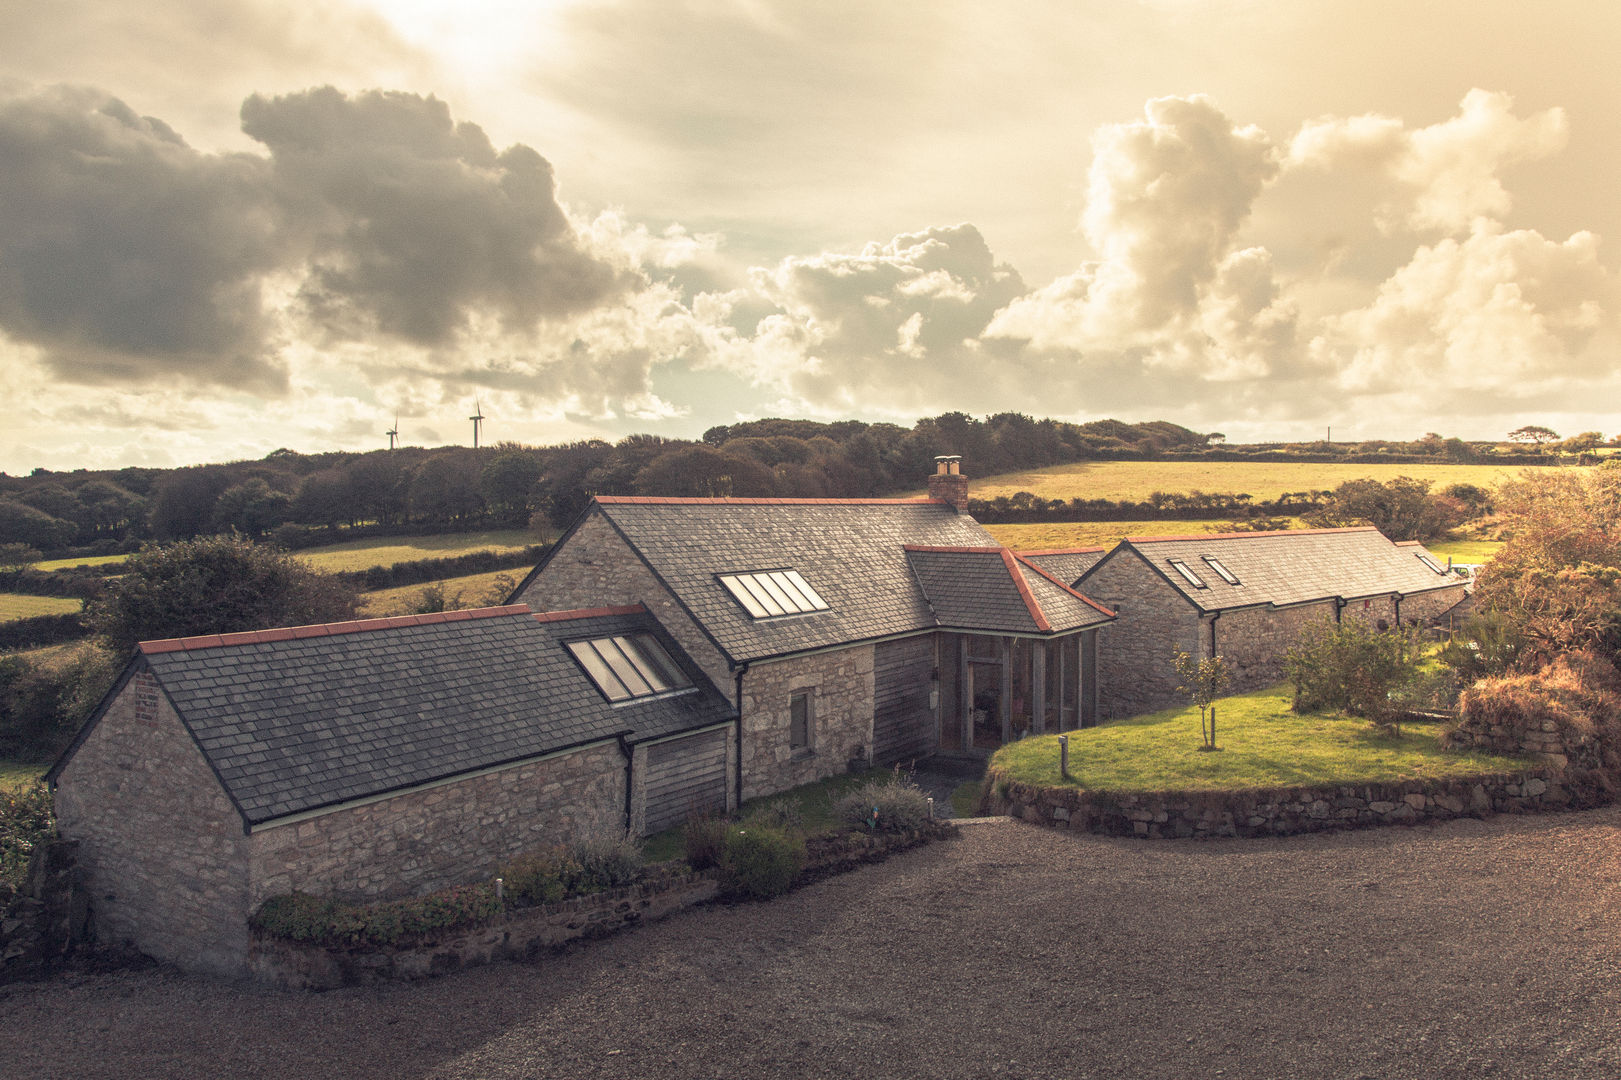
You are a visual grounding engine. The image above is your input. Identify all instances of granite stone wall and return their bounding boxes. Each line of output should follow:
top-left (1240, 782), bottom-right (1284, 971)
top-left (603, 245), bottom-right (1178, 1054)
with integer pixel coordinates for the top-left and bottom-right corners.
top-left (248, 741), bottom-right (628, 908)
top-left (1083, 552), bottom-right (1202, 719)
top-left (738, 647), bottom-right (875, 800)
top-left (1214, 601), bottom-right (1337, 691)
top-left (53, 670), bottom-right (254, 975)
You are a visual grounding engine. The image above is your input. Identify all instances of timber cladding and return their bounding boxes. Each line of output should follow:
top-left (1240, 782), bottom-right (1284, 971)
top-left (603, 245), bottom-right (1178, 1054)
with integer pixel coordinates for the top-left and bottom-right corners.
top-left (873, 635), bottom-right (936, 764)
top-left (643, 728), bottom-right (729, 834)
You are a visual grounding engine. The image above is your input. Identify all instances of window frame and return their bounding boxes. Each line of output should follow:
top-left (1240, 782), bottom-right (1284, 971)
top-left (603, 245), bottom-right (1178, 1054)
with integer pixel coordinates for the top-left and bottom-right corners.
top-left (790, 690), bottom-right (813, 750)
top-left (718, 569), bottom-right (831, 619)
top-left (1202, 556), bottom-right (1241, 586)
top-left (566, 632), bottom-right (695, 704)
top-left (1167, 558), bottom-right (1209, 589)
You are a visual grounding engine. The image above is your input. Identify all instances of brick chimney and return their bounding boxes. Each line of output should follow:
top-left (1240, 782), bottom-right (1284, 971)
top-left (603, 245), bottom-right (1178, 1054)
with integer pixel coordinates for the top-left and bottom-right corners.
top-left (927, 455), bottom-right (970, 513)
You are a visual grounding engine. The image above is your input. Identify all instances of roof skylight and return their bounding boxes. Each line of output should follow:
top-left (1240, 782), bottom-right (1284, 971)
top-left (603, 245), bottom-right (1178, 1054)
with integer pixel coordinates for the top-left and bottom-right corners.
top-left (567, 634), bottom-right (693, 703)
top-left (1167, 559), bottom-right (1208, 589)
top-left (1203, 556), bottom-right (1241, 585)
top-left (719, 570), bottom-right (830, 618)
top-left (1416, 552), bottom-right (1447, 574)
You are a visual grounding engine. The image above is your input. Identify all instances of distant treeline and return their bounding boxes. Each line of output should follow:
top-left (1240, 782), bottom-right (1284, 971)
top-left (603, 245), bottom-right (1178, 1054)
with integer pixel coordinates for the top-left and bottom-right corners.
top-left (968, 491), bottom-right (1327, 524)
top-left (0, 411), bottom-right (1587, 557)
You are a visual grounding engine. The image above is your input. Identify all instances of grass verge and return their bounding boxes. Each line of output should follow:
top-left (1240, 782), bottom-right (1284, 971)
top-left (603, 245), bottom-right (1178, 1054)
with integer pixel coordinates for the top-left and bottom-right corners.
top-left (358, 570), bottom-right (519, 617)
top-left (294, 529), bottom-right (538, 572)
top-left (0, 594), bottom-right (83, 623)
top-left (991, 684), bottom-right (1529, 793)
top-left (1, 759), bottom-right (47, 792)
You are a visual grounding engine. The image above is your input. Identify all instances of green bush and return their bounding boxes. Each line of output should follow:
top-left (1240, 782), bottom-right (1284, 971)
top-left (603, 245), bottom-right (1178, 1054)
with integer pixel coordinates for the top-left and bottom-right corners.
top-left (496, 846), bottom-right (582, 906)
top-left (251, 882), bottom-right (503, 947)
top-left (682, 813), bottom-right (728, 871)
top-left (832, 774), bottom-right (932, 834)
top-left (0, 642), bottom-right (119, 759)
top-left (0, 781), bottom-right (54, 891)
top-left (718, 826), bottom-right (805, 901)
top-left (571, 830), bottom-right (645, 891)
top-left (742, 797), bottom-right (803, 832)
top-left (1283, 617), bottom-right (1424, 722)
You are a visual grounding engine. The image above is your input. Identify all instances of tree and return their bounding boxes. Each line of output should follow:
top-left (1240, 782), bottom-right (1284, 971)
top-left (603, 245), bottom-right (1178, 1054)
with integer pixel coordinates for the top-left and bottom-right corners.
top-left (0, 500), bottom-right (76, 550)
top-left (89, 535), bottom-right (360, 654)
top-left (1302, 476), bottom-right (1461, 541)
top-left (0, 543), bottom-right (41, 574)
top-left (211, 478), bottom-right (291, 538)
top-left (633, 446), bottom-right (775, 498)
top-left (1508, 425), bottom-right (1559, 446)
top-left (1172, 651), bottom-right (1229, 751)
top-left (480, 450), bottom-right (542, 526)
top-left (1283, 618), bottom-right (1424, 731)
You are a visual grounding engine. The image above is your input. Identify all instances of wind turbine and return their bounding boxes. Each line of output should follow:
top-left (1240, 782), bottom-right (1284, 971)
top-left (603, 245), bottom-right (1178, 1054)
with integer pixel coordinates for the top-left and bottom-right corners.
top-left (385, 416), bottom-right (398, 450)
top-left (469, 398), bottom-right (485, 449)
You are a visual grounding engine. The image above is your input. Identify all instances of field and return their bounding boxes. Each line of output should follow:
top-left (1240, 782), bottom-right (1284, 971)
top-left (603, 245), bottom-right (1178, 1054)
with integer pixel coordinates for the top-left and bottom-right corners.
top-left (357, 570), bottom-right (521, 617)
top-left (33, 553), bottom-right (129, 571)
top-left (938, 459), bottom-right (1561, 503)
top-left (293, 529), bottom-right (539, 572)
top-left (1425, 538), bottom-right (1504, 563)
top-left (0, 593), bottom-right (82, 623)
top-left (0, 759), bottom-right (44, 790)
top-left (984, 518), bottom-right (1305, 550)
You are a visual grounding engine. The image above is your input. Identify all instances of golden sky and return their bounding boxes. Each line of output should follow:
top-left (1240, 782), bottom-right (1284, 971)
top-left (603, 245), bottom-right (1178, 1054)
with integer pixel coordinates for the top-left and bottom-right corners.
top-left (3, 0), bottom-right (1618, 470)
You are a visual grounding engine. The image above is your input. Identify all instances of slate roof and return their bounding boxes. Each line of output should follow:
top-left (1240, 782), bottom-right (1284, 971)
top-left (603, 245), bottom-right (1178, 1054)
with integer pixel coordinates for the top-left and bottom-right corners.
top-left (62, 605), bottom-right (734, 827)
top-left (1016, 548), bottom-right (1108, 588)
top-left (904, 547), bottom-right (1113, 634)
top-left (1083, 527), bottom-right (1464, 614)
top-left (585, 497), bottom-right (1006, 662)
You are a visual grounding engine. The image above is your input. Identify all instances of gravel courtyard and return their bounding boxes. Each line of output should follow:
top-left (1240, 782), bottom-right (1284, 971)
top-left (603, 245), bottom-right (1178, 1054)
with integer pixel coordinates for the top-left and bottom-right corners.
top-left (4, 809), bottom-right (1621, 1080)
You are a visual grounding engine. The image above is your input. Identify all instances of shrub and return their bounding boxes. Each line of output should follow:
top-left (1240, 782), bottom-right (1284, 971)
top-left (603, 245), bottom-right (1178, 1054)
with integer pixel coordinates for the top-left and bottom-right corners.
top-left (1452, 651), bottom-right (1621, 780)
top-left (683, 813), bottom-right (728, 871)
top-left (251, 883), bottom-right (503, 947)
top-left (742, 798), bottom-right (803, 832)
top-left (832, 774), bottom-right (933, 834)
top-left (1283, 617), bottom-right (1424, 723)
top-left (1438, 611), bottom-right (1528, 681)
top-left (570, 829), bottom-right (645, 891)
top-left (496, 846), bottom-right (582, 906)
top-left (718, 826), bottom-right (805, 901)
top-left (0, 641), bottom-right (120, 759)
top-left (0, 781), bottom-right (54, 891)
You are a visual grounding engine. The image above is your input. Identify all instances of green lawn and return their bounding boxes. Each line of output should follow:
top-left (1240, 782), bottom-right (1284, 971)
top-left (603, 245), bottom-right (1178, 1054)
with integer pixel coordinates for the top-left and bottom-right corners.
top-left (991, 685), bottom-right (1528, 793)
top-left (0, 593), bottom-right (82, 622)
top-left (1425, 539), bottom-right (1503, 564)
top-left (358, 570), bottom-right (521, 618)
top-left (32, 553), bottom-right (129, 571)
top-left (294, 529), bottom-right (539, 572)
top-left (0, 759), bottom-right (46, 792)
top-left (914, 460), bottom-right (1567, 504)
top-left (985, 518), bottom-right (1305, 551)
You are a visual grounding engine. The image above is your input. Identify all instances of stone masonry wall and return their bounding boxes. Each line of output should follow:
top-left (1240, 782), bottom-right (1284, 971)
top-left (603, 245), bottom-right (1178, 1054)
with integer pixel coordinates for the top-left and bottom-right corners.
top-left (1084, 553), bottom-right (1202, 719)
top-left (739, 647), bottom-right (875, 800)
top-left (1214, 601), bottom-right (1338, 691)
top-left (248, 742), bottom-right (627, 908)
top-left (517, 510), bottom-right (733, 693)
top-left (988, 767), bottom-right (1570, 839)
top-left (1400, 584), bottom-right (1468, 626)
top-left (53, 671), bottom-right (254, 975)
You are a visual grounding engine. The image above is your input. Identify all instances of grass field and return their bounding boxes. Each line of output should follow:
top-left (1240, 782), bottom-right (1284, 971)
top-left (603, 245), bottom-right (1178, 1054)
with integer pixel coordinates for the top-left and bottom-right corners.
top-left (358, 570), bottom-right (521, 617)
top-left (1425, 539), bottom-right (1504, 563)
top-left (0, 593), bottom-right (82, 623)
top-left (33, 553), bottom-right (129, 571)
top-left (0, 759), bottom-right (45, 791)
top-left (294, 530), bottom-right (539, 572)
top-left (991, 684), bottom-right (1527, 793)
top-left (929, 460), bottom-right (1565, 503)
top-left (984, 518), bottom-right (1306, 550)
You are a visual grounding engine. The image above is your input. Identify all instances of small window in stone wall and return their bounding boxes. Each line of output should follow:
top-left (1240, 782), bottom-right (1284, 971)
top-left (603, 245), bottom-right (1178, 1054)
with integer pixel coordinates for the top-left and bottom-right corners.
top-left (790, 690), bottom-right (812, 750)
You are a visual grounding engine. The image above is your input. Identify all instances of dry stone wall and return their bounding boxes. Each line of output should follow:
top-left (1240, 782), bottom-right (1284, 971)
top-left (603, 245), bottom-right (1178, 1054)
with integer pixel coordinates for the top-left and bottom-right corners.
top-left (738, 647), bottom-right (875, 800)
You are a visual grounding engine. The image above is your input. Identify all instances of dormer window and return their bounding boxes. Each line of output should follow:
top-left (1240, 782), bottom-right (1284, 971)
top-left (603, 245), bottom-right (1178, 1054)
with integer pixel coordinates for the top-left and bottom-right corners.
top-left (1203, 556), bottom-right (1240, 585)
top-left (1167, 559), bottom-right (1208, 589)
top-left (1416, 552), bottom-right (1446, 574)
top-left (719, 570), bottom-right (829, 618)
top-left (567, 634), bottom-right (692, 702)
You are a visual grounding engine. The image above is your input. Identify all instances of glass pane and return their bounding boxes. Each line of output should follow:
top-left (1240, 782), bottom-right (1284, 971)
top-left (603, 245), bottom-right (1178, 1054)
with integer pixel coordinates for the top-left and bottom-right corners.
top-left (1203, 557), bottom-right (1239, 585)
top-left (567, 640), bottom-right (630, 701)
top-left (625, 634), bottom-right (689, 691)
top-left (1169, 560), bottom-right (1206, 588)
top-left (594, 638), bottom-right (654, 697)
top-left (737, 575), bottom-right (786, 616)
top-left (752, 572), bottom-right (799, 613)
top-left (611, 635), bottom-right (671, 692)
top-left (766, 571), bottom-right (814, 613)
top-left (720, 575), bottom-right (772, 617)
top-left (781, 570), bottom-right (828, 610)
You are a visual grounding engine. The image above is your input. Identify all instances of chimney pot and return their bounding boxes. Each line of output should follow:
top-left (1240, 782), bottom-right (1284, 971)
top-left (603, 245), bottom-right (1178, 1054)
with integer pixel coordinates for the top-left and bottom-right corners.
top-left (927, 455), bottom-right (969, 512)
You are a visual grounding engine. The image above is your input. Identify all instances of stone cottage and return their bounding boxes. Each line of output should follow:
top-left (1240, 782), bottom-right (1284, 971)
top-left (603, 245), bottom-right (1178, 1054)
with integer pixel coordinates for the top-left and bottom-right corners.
top-left (510, 458), bottom-right (1116, 797)
top-left (47, 604), bottom-right (735, 975)
top-left (1076, 526), bottom-right (1470, 718)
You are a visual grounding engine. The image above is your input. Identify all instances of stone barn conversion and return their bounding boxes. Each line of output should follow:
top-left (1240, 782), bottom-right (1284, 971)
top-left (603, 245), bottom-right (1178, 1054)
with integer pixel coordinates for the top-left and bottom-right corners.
top-left (47, 604), bottom-right (734, 975)
top-left (1077, 526), bottom-right (1469, 718)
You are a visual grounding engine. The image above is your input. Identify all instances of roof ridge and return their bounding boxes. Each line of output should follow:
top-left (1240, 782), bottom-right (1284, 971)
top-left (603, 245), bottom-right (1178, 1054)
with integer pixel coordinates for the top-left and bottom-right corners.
top-left (530, 604), bottom-right (648, 623)
top-left (1125, 525), bottom-right (1379, 544)
top-left (1000, 549), bottom-right (1052, 632)
top-left (1012, 553), bottom-right (1117, 618)
top-left (902, 544), bottom-right (1004, 553)
top-left (1016, 547), bottom-right (1107, 555)
top-left (597, 495), bottom-right (947, 507)
top-left (138, 604), bottom-right (535, 655)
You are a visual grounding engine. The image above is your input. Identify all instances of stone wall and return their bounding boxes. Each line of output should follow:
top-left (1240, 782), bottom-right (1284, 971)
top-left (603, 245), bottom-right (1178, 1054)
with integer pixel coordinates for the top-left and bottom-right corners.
top-left (518, 510), bottom-right (733, 693)
top-left (248, 741), bottom-right (628, 908)
top-left (738, 647), bottom-right (875, 800)
top-left (1084, 552), bottom-right (1202, 719)
top-left (1214, 601), bottom-right (1336, 691)
top-left (53, 671), bottom-right (254, 975)
top-left (986, 768), bottom-right (1570, 839)
top-left (1400, 584), bottom-right (1469, 626)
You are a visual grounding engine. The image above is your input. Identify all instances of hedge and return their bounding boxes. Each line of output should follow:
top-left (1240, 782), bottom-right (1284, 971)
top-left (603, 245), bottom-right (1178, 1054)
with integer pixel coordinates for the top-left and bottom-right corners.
top-left (0, 613), bottom-right (89, 651)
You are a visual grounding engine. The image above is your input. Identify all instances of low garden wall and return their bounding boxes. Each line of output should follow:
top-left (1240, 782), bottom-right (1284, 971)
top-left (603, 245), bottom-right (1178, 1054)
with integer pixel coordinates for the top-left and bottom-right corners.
top-left (983, 768), bottom-right (1574, 840)
top-left (250, 824), bottom-right (952, 991)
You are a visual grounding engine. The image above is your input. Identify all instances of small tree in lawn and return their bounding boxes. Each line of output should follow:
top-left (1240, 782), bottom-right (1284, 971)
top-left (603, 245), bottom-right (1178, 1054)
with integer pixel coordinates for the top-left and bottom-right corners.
top-left (1173, 651), bottom-right (1230, 751)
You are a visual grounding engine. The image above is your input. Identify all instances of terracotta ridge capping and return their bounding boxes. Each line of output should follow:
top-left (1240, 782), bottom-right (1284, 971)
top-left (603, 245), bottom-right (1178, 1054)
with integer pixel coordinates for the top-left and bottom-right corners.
top-left (999, 549), bottom-right (1052, 633)
top-left (1016, 547), bottom-right (1107, 555)
top-left (1126, 525), bottom-right (1379, 544)
top-left (1012, 553), bottom-right (1117, 618)
top-left (531, 604), bottom-right (647, 623)
top-left (903, 544), bottom-right (1004, 554)
top-left (137, 604), bottom-right (535, 654)
top-left (596, 495), bottom-right (945, 506)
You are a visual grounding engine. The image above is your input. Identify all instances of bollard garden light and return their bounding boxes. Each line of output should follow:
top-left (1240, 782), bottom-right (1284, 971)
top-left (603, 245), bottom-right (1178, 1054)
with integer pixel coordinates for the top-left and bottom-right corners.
top-left (1059, 734), bottom-right (1069, 780)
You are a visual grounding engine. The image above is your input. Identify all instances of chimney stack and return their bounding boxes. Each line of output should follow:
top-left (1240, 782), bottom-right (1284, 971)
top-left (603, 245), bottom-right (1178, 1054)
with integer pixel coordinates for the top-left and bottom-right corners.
top-left (928, 455), bottom-right (969, 513)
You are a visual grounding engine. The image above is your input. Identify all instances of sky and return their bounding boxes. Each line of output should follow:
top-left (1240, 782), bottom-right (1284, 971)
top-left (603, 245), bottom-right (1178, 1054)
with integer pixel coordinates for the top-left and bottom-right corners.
top-left (2, 0), bottom-right (1619, 473)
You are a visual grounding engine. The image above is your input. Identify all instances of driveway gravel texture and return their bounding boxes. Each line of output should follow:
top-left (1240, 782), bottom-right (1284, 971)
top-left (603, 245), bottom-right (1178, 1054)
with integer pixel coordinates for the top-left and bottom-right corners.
top-left (4, 809), bottom-right (1621, 1080)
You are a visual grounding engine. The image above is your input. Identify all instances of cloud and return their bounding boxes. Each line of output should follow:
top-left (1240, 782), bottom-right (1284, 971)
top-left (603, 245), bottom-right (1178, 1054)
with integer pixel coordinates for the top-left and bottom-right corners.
top-left (0, 85), bottom-right (289, 388)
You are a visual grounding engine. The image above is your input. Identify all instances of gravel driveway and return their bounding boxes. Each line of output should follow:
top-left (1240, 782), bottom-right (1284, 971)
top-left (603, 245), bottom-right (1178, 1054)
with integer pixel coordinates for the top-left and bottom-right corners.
top-left (4, 809), bottom-right (1621, 1080)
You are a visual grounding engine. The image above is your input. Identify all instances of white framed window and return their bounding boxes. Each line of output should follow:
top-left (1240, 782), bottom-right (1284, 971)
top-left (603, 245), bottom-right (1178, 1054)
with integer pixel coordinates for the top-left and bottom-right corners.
top-left (1416, 552), bottom-right (1446, 574)
top-left (719, 569), bottom-right (830, 618)
top-left (567, 634), bottom-right (693, 703)
top-left (1203, 556), bottom-right (1241, 585)
top-left (1167, 559), bottom-right (1208, 589)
